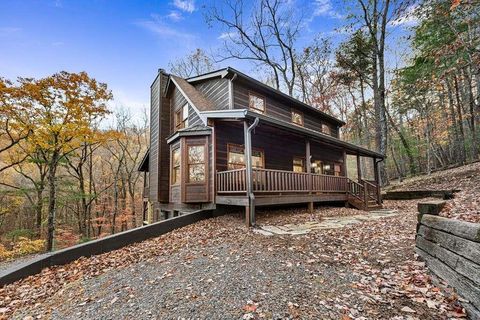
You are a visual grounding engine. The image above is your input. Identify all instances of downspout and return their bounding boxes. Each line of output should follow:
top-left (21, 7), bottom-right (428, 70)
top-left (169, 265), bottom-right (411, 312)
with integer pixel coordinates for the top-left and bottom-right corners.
top-left (244, 117), bottom-right (259, 226)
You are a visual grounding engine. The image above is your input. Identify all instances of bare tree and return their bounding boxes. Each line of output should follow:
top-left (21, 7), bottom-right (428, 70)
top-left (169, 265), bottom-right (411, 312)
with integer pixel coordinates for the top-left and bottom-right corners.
top-left (168, 48), bottom-right (216, 78)
top-left (207, 0), bottom-right (301, 95)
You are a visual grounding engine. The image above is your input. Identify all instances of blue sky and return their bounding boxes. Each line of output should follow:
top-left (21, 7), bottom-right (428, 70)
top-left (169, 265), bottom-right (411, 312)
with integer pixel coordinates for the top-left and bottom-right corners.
top-left (0, 0), bottom-right (414, 119)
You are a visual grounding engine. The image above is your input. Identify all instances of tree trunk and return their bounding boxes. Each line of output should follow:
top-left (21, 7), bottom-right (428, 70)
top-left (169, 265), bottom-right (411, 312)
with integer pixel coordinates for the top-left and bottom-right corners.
top-left (385, 108), bottom-right (416, 175)
top-left (46, 151), bottom-right (59, 252)
top-left (453, 75), bottom-right (467, 163)
top-left (35, 188), bottom-right (43, 233)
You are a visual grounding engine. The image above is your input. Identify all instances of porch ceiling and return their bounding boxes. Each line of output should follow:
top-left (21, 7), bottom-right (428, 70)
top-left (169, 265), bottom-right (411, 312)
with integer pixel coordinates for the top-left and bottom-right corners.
top-left (202, 109), bottom-right (384, 159)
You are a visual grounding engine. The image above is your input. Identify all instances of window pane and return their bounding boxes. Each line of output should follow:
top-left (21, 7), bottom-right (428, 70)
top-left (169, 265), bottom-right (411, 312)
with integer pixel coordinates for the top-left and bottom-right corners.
top-left (188, 145), bottom-right (204, 164)
top-left (173, 167), bottom-right (180, 184)
top-left (249, 94), bottom-right (265, 113)
top-left (228, 146), bottom-right (245, 168)
top-left (252, 154), bottom-right (263, 168)
top-left (189, 164), bottom-right (205, 182)
top-left (322, 124), bottom-right (331, 135)
top-left (292, 111), bottom-right (303, 125)
top-left (182, 104), bottom-right (189, 120)
top-left (293, 157), bottom-right (304, 172)
top-left (173, 149), bottom-right (181, 166)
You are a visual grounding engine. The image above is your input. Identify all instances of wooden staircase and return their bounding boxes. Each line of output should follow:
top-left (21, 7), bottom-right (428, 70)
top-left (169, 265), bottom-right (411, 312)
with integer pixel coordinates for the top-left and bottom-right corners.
top-left (347, 179), bottom-right (382, 211)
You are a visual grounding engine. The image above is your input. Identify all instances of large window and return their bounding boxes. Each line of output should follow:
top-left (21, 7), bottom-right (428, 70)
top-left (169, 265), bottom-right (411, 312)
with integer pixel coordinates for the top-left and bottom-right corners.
top-left (187, 145), bottom-right (206, 182)
top-left (293, 157), bottom-right (305, 172)
top-left (291, 110), bottom-right (304, 126)
top-left (175, 104), bottom-right (189, 130)
top-left (227, 144), bottom-right (264, 170)
top-left (171, 148), bottom-right (181, 184)
top-left (249, 93), bottom-right (266, 114)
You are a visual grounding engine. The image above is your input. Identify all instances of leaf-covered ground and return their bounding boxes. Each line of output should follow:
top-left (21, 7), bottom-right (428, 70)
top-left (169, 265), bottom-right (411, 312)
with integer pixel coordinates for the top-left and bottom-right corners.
top-left (1, 198), bottom-right (468, 319)
top-left (387, 162), bottom-right (480, 223)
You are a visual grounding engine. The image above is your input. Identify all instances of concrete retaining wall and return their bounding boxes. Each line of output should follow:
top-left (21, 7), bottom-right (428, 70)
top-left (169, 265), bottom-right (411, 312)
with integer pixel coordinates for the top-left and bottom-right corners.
top-left (0, 210), bottom-right (212, 287)
top-left (415, 204), bottom-right (480, 318)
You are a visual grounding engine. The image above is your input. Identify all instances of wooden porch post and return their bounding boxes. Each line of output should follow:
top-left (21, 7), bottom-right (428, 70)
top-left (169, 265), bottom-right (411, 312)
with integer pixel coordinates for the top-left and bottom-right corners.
top-left (356, 153), bottom-right (362, 182)
top-left (306, 139), bottom-right (313, 213)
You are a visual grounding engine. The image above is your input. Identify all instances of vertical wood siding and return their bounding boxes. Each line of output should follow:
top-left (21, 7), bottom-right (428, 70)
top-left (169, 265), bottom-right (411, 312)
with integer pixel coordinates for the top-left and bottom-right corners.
top-left (233, 81), bottom-right (340, 138)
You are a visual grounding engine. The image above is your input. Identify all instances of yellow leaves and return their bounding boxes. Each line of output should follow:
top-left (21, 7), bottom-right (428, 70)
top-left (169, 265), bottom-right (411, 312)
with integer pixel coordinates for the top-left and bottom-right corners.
top-left (0, 238), bottom-right (45, 261)
top-left (4, 72), bottom-right (112, 156)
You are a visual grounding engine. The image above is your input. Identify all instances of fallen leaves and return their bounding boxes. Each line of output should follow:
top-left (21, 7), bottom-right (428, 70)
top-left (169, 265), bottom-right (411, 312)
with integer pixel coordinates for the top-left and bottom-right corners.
top-left (1, 165), bottom-right (476, 319)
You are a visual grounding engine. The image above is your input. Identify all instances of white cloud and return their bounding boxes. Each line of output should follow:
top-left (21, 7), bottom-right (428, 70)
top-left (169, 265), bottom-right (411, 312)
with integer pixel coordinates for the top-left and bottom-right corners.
top-left (218, 31), bottom-right (237, 40)
top-left (389, 4), bottom-right (419, 27)
top-left (173, 0), bottom-right (195, 13)
top-left (134, 14), bottom-right (194, 40)
top-left (313, 0), bottom-right (345, 19)
top-left (167, 11), bottom-right (183, 21)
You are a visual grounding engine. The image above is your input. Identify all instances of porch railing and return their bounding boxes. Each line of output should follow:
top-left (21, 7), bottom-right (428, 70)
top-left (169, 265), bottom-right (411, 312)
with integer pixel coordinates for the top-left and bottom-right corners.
top-left (347, 179), bottom-right (381, 205)
top-left (216, 168), bottom-right (349, 194)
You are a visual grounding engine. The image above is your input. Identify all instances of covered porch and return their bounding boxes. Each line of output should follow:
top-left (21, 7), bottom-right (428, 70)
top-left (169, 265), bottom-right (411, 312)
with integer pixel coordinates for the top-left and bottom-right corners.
top-left (210, 113), bottom-right (384, 226)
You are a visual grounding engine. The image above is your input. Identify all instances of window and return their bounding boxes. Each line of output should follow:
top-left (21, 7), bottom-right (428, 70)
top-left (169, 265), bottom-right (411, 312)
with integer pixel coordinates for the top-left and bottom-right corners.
top-left (227, 144), bottom-right (264, 170)
top-left (323, 162), bottom-right (334, 175)
top-left (334, 163), bottom-right (342, 176)
top-left (172, 148), bottom-right (181, 184)
top-left (321, 123), bottom-right (331, 135)
top-left (249, 93), bottom-right (265, 114)
top-left (311, 160), bottom-right (322, 174)
top-left (293, 157), bottom-right (305, 172)
top-left (175, 104), bottom-right (189, 130)
top-left (291, 110), bottom-right (304, 126)
top-left (188, 145), bottom-right (205, 182)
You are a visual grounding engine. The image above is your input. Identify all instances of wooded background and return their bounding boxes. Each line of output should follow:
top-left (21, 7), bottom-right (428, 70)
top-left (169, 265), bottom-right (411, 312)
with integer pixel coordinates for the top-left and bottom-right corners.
top-left (0, 0), bottom-right (478, 254)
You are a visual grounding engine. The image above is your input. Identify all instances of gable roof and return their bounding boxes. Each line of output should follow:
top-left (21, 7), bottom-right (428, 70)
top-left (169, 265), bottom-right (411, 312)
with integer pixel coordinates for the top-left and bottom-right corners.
top-left (187, 67), bottom-right (346, 127)
top-left (168, 75), bottom-right (214, 112)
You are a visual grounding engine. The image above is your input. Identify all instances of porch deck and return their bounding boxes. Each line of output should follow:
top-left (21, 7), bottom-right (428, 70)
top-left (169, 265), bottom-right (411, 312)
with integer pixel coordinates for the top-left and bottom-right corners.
top-left (215, 168), bottom-right (381, 209)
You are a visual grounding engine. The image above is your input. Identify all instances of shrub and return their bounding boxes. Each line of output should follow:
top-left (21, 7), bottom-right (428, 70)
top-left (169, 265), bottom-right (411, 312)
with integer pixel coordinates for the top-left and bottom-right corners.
top-left (0, 244), bottom-right (14, 260)
top-left (0, 237), bottom-right (45, 261)
top-left (13, 237), bottom-right (45, 255)
top-left (6, 229), bottom-right (35, 241)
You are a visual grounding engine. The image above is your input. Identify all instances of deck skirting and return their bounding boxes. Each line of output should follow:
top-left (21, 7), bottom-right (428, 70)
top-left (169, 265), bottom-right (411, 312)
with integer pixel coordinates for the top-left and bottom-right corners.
top-left (216, 193), bottom-right (347, 206)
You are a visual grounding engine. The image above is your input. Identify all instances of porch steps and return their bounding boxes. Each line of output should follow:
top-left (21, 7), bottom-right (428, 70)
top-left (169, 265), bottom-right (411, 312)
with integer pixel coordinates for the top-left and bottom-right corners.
top-left (347, 197), bottom-right (382, 211)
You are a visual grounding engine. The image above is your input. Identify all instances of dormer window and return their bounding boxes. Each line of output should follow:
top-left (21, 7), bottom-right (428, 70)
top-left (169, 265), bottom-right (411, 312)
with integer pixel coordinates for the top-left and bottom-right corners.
top-left (175, 104), bottom-right (189, 130)
top-left (321, 123), bottom-right (331, 135)
top-left (249, 93), bottom-right (265, 114)
top-left (291, 110), bottom-right (304, 126)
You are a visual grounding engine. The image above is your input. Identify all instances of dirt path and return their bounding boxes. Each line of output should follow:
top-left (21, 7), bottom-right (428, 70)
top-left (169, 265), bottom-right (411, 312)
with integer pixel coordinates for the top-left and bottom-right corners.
top-left (3, 200), bottom-right (465, 319)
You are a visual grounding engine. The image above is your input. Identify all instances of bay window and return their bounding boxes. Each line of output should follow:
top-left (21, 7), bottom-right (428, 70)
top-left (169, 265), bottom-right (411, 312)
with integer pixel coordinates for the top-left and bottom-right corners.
top-left (187, 145), bottom-right (205, 182)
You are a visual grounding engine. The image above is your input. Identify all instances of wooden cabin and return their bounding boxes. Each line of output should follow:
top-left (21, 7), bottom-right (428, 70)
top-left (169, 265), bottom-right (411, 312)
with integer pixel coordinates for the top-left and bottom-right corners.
top-left (138, 67), bottom-right (385, 226)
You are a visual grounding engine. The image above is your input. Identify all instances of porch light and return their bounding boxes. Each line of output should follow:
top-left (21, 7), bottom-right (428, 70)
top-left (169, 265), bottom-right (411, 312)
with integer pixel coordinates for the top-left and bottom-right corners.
top-left (323, 164), bottom-right (331, 171)
top-left (311, 162), bottom-right (317, 168)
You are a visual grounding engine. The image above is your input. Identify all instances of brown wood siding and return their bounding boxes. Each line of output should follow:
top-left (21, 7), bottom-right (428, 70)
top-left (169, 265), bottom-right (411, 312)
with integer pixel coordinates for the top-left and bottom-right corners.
top-left (233, 81), bottom-right (339, 138)
top-left (215, 121), bottom-right (345, 174)
top-left (149, 71), bottom-right (170, 203)
top-left (193, 77), bottom-right (230, 109)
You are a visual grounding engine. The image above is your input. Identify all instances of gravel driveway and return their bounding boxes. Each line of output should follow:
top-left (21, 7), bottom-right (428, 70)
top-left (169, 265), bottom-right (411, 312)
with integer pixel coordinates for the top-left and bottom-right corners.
top-left (7, 201), bottom-right (463, 319)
